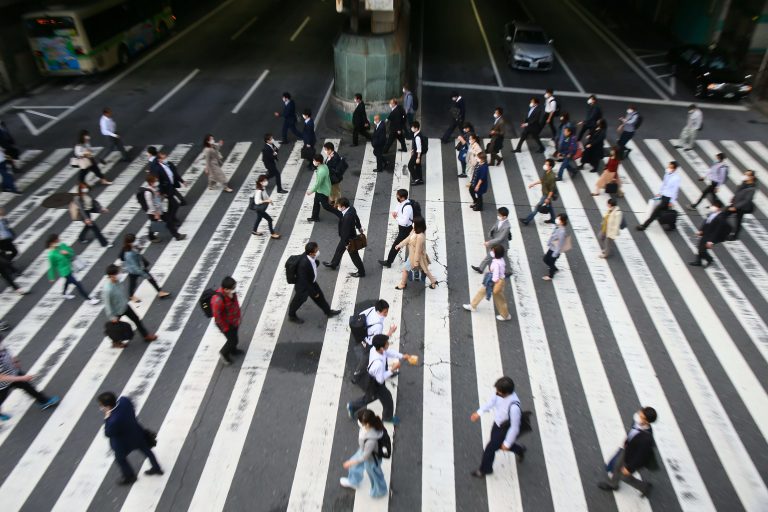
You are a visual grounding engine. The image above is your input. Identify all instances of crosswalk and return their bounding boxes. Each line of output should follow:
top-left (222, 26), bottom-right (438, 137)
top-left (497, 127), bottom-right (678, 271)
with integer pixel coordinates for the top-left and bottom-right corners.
top-left (0, 135), bottom-right (766, 512)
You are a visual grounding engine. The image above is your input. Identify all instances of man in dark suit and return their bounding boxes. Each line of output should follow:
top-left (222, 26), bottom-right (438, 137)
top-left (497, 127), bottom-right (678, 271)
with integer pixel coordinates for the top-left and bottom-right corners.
top-left (371, 114), bottom-right (387, 172)
top-left (288, 242), bottom-right (341, 324)
top-left (384, 98), bottom-right (407, 153)
top-left (262, 133), bottom-right (286, 193)
top-left (598, 406), bottom-right (657, 497)
top-left (147, 147), bottom-right (183, 228)
top-left (324, 197), bottom-right (365, 277)
top-left (690, 199), bottom-right (728, 267)
top-left (158, 151), bottom-right (187, 205)
top-left (351, 93), bottom-right (370, 147)
top-left (578, 94), bottom-right (603, 140)
top-left (302, 108), bottom-right (316, 170)
top-left (97, 391), bottom-right (163, 485)
top-left (513, 98), bottom-right (545, 153)
top-left (441, 91), bottom-right (466, 143)
top-left (273, 92), bottom-right (302, 143)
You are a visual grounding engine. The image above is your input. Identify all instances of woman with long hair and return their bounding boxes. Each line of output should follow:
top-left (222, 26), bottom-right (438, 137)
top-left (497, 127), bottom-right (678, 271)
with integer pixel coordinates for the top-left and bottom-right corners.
top-left (74, 182), bottom-right (111, 247)
top-left (394, 216), bottom-right (437, 290)
top-left (74, 129), bottom-right (111, 185)
top-left (339, 409), bottom-right (388, 498)
top-left (202, 134), bottom-right (232, 192)
top-left (252, 175), bottom-right (280, 239)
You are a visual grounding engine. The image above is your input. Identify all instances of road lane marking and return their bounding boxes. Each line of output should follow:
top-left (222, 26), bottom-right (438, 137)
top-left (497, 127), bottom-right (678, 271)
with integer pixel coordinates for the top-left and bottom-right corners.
top-left (16, 112), bottom-right (39, 136)
top-left (11, 105), bottom-right (72, 109)
top-left (289, 16), bottom-right (311, 42)
top-left (148, 68), bottom-right (200, 112)
top-left (421, 80), bottom-right (749, 111)
top-left (315, 79), bottom-right (334, 126)
top-left (0, 147), bottom-right (71, 206)
top-left (469, 0), bottom-right (503, 87)
top-left (553, 49), bottom-right (585, 93)
top-left (231, 69), bottom-right (270, 114)
top-left (231, 15), bottom-right (259, 40)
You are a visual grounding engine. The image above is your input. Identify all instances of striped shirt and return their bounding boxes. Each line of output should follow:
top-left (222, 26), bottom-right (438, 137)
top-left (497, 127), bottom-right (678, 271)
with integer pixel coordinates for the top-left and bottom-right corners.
top-left (0, 347), bottom-right (18, 391)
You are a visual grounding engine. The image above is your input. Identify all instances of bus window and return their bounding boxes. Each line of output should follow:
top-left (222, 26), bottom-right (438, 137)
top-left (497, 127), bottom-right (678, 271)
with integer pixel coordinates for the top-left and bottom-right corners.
top-left (25, 17), bottom-right (78, 38)
top-left (82, 3), bottom-right (134, 48)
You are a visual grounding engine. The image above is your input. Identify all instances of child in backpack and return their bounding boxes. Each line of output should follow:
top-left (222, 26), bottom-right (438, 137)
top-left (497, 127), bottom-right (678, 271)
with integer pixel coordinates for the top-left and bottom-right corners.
top-left (340, 409), bottom-right (388, 498)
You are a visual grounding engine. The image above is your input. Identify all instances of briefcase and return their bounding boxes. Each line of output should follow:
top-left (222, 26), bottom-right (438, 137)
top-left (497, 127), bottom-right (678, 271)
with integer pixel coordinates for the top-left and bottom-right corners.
top-left (300, 146), bottom-right (314, 160)
top-left (348, 233), bottom-right (367, 251)
top-left (605, 182), bottom-right (619, 195)
top-left (105, 321), bottom-right (133, 343)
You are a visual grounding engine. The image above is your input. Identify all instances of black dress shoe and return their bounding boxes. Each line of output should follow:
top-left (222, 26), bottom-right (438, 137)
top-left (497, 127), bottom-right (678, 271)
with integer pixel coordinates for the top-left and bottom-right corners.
top-left (536, 148), bottom-right (545, 153)
top-left (144, 467), bottom-right (164, 476)
top-left (689, 261), bottom-right (703, 266)
top-left (231, 348), bottom-right (244, 356)
top-left (277, 189), bottom-right (288, 194)
top-left (543, 219), bottom-right (555, 224)
top-left (327, 309), bottom-right (341, 317)
top-left (179, 200), bottom-right (188, 206)
top-left (307, 217), bottom-right (318, 222)
top-left (118, 476), bottom-right (138, 486)
top-left (597, 482), bottom-right (617, 492)
top-left (288, 315), bottom-right (304, 324)
top-left (378, 259), bottom-right (391, 268)
top-left (373, 168), bottom-right (382, 172)
top-left (323, 262), bottom-right (337, 269)
top-left (470, 470), bottom-right (487, 479)
top-left (350, 272), bottom-right (365, 278)
top-left (512, 149), bottom-right (521, 153)
top-left (471, 265), bottom-right (483, 274)
top-left (635, 225), bottom-right (646, 231)
top-left (519, 218), bottom-right (529, 225)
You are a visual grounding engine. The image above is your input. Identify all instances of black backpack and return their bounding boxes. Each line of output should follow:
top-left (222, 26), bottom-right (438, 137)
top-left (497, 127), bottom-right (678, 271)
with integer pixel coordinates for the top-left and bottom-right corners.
top-left (634, 114), bottom-right (643, 130)
top-left (285, 254), bottom-right (303, 284)
top-left (513, 401), bottom-right (534, 436)
top-left (349, 307), bottom-right (373, 343)
top-left (376, 427), bottom-right (392, 460)
top-left (411, 93), bottom-right (419, 112)
top-left (552, 96), bottom-right (562, 116)
top-left (330, 157), bottom-right (349, 184)
top-left (136, 187), bottom-right (150, 212)
top-left (406, 199), bottom-right (422, 219)
top-left (418, 134), bottom-right (428, 154)
top-left (199, 289), bottom-right (222, 318)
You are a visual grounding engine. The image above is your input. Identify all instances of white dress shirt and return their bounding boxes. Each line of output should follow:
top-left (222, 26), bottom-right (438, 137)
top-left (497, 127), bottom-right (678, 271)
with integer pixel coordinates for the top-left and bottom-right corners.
top-left (160, 161), bottom-right (175, 184)
top-left (706, 161), bottom-right (728, 184)
top-left (307, 254), bottom-right (317, 282)
top-left (658, 170), bottom-right (681, 203)
top-left (397, 200), bottom-right (414, 227)
top-left (362, 307), bottom-right (385, 345)
top-left (99, 115), bottom-right (117, 137)
top-left (477, 391), bottom-right (522, 448)
top-left (367, 347), bottom-right (403, 384)
top-left (545, 96), bottom-right (557, 114)
top-left (686, 108), bottom-right (703, 130)
top-left (413, 131), bottom-right (422, 154)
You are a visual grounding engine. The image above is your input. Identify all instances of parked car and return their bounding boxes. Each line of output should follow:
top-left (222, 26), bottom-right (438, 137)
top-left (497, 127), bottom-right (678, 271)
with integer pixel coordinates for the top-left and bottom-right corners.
top-left (668, 44), bottom-right (752, 99)
top-left (503, 21), bottom-right (554, 71)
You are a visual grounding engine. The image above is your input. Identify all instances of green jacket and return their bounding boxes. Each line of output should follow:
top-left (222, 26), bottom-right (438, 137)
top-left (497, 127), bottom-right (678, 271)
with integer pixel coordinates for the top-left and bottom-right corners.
top-left (310, 164), bottom-right (332, 197)
top-left (47, 243), bottom-right (75, 280)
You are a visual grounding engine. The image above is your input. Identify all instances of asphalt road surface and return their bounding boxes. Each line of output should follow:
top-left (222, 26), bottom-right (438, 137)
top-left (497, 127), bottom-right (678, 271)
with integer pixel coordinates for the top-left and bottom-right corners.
top-left (0, 0), bottom-right (766, 511)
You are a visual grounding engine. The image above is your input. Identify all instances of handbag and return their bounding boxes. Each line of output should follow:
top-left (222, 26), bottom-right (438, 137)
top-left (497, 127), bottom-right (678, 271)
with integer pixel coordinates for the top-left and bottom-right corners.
top-left (142, 426), bottom-right (157, 448)
top-left (348, 233), bottom-right (367, 251)
top-left (104, 321), bottom-right (133, 342)
top-left (300, 146), bottom-right (314, 160)
top-left (605, 182), bottom-right (619, 194)
top-left (538, 203), bottom-right (550, 214)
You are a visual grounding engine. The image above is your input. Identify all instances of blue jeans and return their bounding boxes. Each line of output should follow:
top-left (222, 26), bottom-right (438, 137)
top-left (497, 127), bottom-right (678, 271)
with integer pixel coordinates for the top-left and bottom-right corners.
top-left (63, 274), bottom-right (90, 299)
top-left (524, 196), bottom-right (555, 223)
top-left (346, 449), bottom-right (388, 497)
top-left (557, 157), bottom-right (574, 180)
top-left (0, 162), bottom-right (17, 193)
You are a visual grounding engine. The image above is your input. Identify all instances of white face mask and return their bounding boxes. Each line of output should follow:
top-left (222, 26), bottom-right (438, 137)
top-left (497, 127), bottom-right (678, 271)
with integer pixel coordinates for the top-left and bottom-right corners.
top-left (84, 135), bottom-right (91, 141)
top-left (529, 103), bottom-right (535, 108)
top-left (209, 138), bottom-right (215, 144)
top-left (493, 113), bottom-right (499, 119)
top-left (497, 216), bottom-right (504, 221)
top-left (542, 165), bottom-right (550, 171)
top-left (315, 250), bottom-right (320, 258)
top-left (633, 412), bottom-right (642, 425)
top-left (710, 206), bottom-right (718, 212)
top-left (626, 109), bottom-right (633, 114)
top-left (587, 100), bottom-right (594, 105)
top-left (667, 168), bottom-right (674, 173)
top-left (82, 188), bottom-right (89, 194)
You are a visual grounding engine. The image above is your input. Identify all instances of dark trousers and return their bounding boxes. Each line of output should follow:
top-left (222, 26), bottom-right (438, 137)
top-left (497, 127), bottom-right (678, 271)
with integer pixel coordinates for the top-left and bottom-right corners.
top-left (120, 305), bottom-right (149, 337)
top-left (604, 448), bottom-right (650, 494)
top-left (386, 225), bottom-right (412, 265)
top-left (577, 123), bottom-right (594, 141)
top-left (289, 288), bottom-right (332, 317)
top-left (281, 118), bottom-right (302, 142)
top-left (103, 136), bottom-right (129, 161)
top-left (384, 131), bottom-right (406, 153)
top-left (0, 239), bottom-right (18, 260)
top-left (79, 222), bottom-right (108, 246)
top-left (330, 238), bottom-right (365, 274)
top-left (311, 193), bottom-right (340, 221)
top-left (515, 127), bottom-right (545, 152)
top-left (441, 119), bottom-right (462, 142)
top-left (730, 210), bottom-right (746, 238)
top-left (0, 376), bottom-right (48, 407)
top-left (352, 342), bottom-right (372, 379)
top-left (267, 167), bottom-right (283, 191)
top-left (407, 153), bottom-right (423, 182)
top-left (641, 196), bottom-right (671, 228)
top-left (128, 272), bottom-right (160, 296)
top-left (373, 145), bottom-right (386, 171)
top-left (617, 131), bottom-right (635, 158)
top-left (165, 195), bottom-right (180, 228)
top-left (63, 274), bottom-right (90, 299)
top-left (545, 116), bottom-right (558, 139)
top-left (543, 249), bottom-right (560, 278)
top-left (0, 262), bottom-right (19, 290)
top-left (692, 182), bottom-right (720, 207)
top-left (253, 209), bottom-right (275, 233)
top-left (479, 422), bottom-right (525, 474)
top-left (79, 162), bottom-right (105, 183)
top-left (349, 380), bottom-right (394, 420)
top-left (352, 125), bottom-right (371, 146)
top-left (469, 187), bottom-right (484, 210)
top-left (172, 187), bottom-right (185, 205)
top-left (0, 162), bottom-right (17, 193)
top-left (220, 326), bottom-right (239, 357)
top-left (114, 445), bottom-right (161, 480)
top-left (695, 237), bottom-right (714, 265)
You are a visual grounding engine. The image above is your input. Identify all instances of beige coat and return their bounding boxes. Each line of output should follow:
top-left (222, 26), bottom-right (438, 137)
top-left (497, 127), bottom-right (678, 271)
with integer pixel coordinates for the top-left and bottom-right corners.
top-left (204, 145), bottom-right (227, 185)
top-left (396, 231), bottom-right (430, 269)
top-left (466, 141), bottom-right (483, 172)
top-left (601, 206), bottom-right (623, 239)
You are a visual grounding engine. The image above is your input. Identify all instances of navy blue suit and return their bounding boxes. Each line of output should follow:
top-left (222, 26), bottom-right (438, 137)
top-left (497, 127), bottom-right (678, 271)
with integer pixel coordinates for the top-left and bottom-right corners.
top-left (104, 396), bottom-right (161, 480)
top-left (262, 142), bottom-right (283, 191)
top-left (280, 99), bottom-right (302, 142)
top-left (302, 118), bottom-right (316, 147)
top-left (372, 122), bottom-right (387, 171)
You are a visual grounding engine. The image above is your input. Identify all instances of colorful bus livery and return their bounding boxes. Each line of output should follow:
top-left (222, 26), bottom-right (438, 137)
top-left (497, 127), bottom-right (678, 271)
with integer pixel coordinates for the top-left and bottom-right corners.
top-left (24, 0), bottom-right (175, 76)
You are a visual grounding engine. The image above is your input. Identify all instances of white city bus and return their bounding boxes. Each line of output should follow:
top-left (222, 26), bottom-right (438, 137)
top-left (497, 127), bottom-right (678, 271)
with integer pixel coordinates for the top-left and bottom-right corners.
top-left (23, 0), bottom-right (175, 76)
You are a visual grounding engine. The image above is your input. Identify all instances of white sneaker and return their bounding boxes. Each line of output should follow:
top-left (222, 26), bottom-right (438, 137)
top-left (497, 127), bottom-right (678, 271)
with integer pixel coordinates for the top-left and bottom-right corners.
top-left (496, 314), bottom-right (512, 322)
top-left (63, 294), bottom-right (76, 300)
top-left (339, 477), bottom-right (358, 489)
top-left (88, 297), bottom-right (101, 305)
top-left (462, 304), bottom-right (475, 312)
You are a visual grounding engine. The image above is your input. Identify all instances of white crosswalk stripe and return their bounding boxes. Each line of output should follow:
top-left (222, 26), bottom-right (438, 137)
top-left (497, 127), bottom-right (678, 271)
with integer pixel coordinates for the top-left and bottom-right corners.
top-left (0, 138), bottom-right (766, 512)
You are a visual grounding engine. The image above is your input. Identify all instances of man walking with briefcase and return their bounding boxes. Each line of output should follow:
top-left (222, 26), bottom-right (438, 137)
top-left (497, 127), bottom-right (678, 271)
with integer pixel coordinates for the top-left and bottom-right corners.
top-left (323, 197), bottom-right (366, 278)
top-left (104, 264), bottom-right (158, 348)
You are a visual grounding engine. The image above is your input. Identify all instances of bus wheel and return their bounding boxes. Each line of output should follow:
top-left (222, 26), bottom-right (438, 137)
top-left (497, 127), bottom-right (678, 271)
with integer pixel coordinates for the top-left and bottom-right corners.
top-left (158, 21), bottom-right (169, 39)
top-left (118, 45), bottom-right (130, 67)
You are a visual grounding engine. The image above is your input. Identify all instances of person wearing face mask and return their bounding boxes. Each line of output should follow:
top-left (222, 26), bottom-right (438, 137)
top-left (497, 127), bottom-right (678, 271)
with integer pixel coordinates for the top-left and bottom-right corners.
top-left (598, 406), bottom-right (657, 497)
top-left (617, 105), bottom-right (640, 159)
top-left (147, 147), bottom-right (184, 231)
top-left (103, 264), bottom-right (158, 347)
top-left (301, 109), bottom-right (317, 169)
top-left (581, 118), bottom-right (607, 172)
top-left (324, 142), bottom-right (346, 205)
top-left (262, 133), bottom-right (287, 193)
top-left (273, 92), bottom-right (302, 144)
top-left (469, 152), bottom-right (489, 211)
top-left (555, 126), bottom-right (578, 181)
top-left (592, 145), bottom-right (622, 196)
top-left (543, 89), bottom-right (558, 140)
top-left (636, 161), bottom-right (681, 231)
top-left (371, 114), bottom-right (388, 172)
top-left (463, 245), bottom-right (511, 321)
top-left (472, 207), bottom-right (512, 275)
top-left (121, 233), bottom-right (171, 303)
top-left (466, 133), bottom-right (483, 180)
top-left (394, 215), bottom-right (437, 289)
top-left (470, 376), bottom-right (527, 478)
top-left (542, 213), bottom-right (569, 281)
top-left (384, 98), bottom-right (407, 153)
top-left (408, 121), bottom-right (426, 186)
top-left (599, 198), bottom-right (623, 258)
top-left (74, 182), bottom-right (112, 248)
top-left (74, 129), bottom-right (111, 185)
top-left (339, 409), bottom-right (388, 497)
top-left (323, 197), bottom-right (365, 277)
top-left (288, 242), bottom-right (341, 324)
top-left (210, 276), bottom-right (241, 365)
top-left (158, 151), bottom-right (187, 205)
top-left (487, 107), bottom-right (505, 166)
top-left (674, 103), bottom-right (703, 151)
top-left (351, 93), bottom-right (371, 147)
top-left (202, 134), bottom-right (233, 192)
top-left (98, 107), bottom-right (130, 162)
top-left (513, 97), bottom-right (544, 153)
top-left (577, 94), bottom-right (603, 140)
top-left (689, 152), bottom-right (727, 210)
top-left (690, 199), bottom-right (728, 267)
top-left (456, 122), bottom-right (475, 177)
top-left (306, 154), bottom-right (341, 222)
top-left (441, 91), bottom-right (466, 144)
top-left (379, 188), bottom-right (415, 268)
top-left (521, 159), bottom-right (557, 225)
top-left (726, 170), bottom-right (757, 240)
top-left (252, 175), bottom-right (281, 239)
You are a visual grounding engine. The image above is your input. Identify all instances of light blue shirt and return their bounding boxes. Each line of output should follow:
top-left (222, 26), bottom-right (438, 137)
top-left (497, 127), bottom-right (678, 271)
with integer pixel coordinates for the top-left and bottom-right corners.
top-left (658, 170), bottom-right (681, 203)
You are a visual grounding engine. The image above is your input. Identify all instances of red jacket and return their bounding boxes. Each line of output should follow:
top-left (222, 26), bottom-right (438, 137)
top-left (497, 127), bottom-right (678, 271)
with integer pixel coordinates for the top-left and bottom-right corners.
top-left (211, 289), bottom-right (241, 333)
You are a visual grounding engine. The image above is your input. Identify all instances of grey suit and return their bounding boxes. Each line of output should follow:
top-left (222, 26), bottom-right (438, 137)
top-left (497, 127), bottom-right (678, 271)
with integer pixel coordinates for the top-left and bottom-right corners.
top-left (477, 219), bottom-right (512, 273)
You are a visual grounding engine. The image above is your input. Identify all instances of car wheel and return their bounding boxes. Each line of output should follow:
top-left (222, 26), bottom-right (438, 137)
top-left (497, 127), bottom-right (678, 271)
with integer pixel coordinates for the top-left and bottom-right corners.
top-left (118, 45), bottom-right (130, 67)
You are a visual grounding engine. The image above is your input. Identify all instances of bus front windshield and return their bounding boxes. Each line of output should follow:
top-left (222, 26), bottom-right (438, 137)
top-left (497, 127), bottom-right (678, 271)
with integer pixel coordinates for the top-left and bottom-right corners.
top-left (25, 17), bottom-right (78, 38)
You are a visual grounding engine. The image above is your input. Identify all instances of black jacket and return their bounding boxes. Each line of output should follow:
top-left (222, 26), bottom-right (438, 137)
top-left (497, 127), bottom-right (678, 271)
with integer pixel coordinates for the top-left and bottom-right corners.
top-left (623, 427), bottom-right (654, 473)
top-left (149, 158), bottom-right (173, 196)
top-left (302, 118), bottom-right (316, 147)
top-left (262, 143), bottom-right (279, 175)
top-left (281, 99), bottom-right (296, 120)
top-left (295, 255), bottom-right (321, 295)
top-left (387, 105), bottom-right (407, 132)
top-left (451, 97), bottom-right (466, 122)
top-left (352, 102), bottom-right (369, 129)
top-left (700, 210), bottom-right (729, 244)
top-left (523, 104), bottom-right (543, 131)
top-left (338, 206), bottom-right (362, 243)
top-left (104, 397), bottom-right (149, 456)
top-left (583, 103), bottom-right (603, 128)
top-left (372, 122), bottom-right (387, 147)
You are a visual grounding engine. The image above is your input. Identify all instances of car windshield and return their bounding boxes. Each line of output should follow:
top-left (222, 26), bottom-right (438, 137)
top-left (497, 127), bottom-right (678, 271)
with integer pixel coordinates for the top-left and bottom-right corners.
top-left (705, 53), bottom-right (735, 71)
top-left (515, 29), bottom-right (547, 45)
